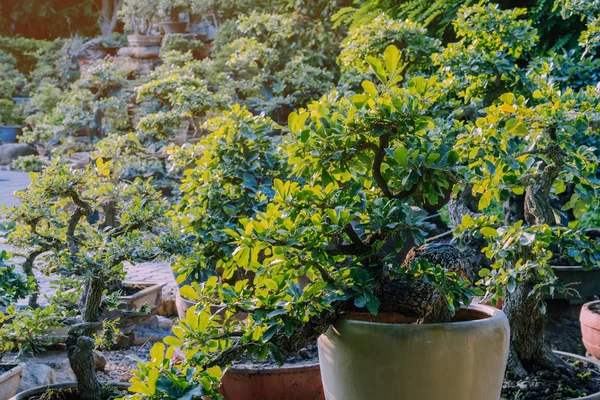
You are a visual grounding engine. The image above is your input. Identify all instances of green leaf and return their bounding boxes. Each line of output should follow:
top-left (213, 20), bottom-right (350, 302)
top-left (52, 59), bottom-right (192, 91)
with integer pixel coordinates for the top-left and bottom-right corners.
top-left (366, 56), bottom-right (387, 84)
top-left (179, 285), bottom-right (200, 301)
top-left (361, 81), bottom-right (378, 97)
top-left (393, 145), bottom-right (408, 167)
top-left (499, 93), bottom-right (515, 104)
top-left (263, 325), bottom-right (279, 342)
top-left (480, 227), bottom-right (498, 238)
top-left (354, 295), bottom-right (367, 308)
top-left (478, 268), bottom-right (491, 277)
top-left (383, 45), bottom-right (400, 73)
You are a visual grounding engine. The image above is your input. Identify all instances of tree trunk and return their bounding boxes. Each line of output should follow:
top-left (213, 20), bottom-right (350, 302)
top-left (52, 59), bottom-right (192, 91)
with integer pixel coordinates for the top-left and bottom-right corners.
top-left (68, 336), bottom-right (102, 400)
top-left (504, 278), bottom-right (572, 378)
top-left (98, 0), bottom-right (124, 38)
top-left (447, 184), bottom-right (480, 227)
top-left (23, 251), bottom-right (41, 309)
top-left (101, 200), bottom-right (117, 230)
top-left (80, 277), bottom-right (104, 324)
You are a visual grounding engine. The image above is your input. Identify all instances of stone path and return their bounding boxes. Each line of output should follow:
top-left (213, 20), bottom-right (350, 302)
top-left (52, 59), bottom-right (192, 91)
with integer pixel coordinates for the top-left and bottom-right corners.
top-left (0, 169), bottom-right (31, 209)
top-left (0, 170), bottom-right (178, 316)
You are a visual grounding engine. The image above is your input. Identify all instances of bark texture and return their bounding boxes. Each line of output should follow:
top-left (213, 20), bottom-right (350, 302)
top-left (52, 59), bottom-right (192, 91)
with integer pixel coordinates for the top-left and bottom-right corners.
top-left (504, 279), bottom-right (572, 378)
top-left (68, 336), bottom-right (102, 400)
top-left (523, 144), bottom-right (564, 226)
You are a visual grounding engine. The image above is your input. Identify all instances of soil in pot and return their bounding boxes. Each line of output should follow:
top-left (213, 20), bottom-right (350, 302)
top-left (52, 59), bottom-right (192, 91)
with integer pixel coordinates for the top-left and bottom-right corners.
top-left (23, 383), bottom-right (127, 400)
top-left (502, 353), bottom-right (600, 399)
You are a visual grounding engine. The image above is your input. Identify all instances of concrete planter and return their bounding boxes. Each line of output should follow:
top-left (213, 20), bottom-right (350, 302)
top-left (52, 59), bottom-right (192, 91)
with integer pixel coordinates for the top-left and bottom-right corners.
top-left (554, 351), bottom-right (600, 399)
top-left (220, 362), bottom-right (324, 400)
top-left (0, 364), bottom-right (24, 400)
top-left (127, 35), bottom-right (162, 47)
top-left (551, 266), bottom-right (600, 304)
top-left (9, 381), bottom-right (130, 400)
top-left (318, 304), bottom-right (510, 400)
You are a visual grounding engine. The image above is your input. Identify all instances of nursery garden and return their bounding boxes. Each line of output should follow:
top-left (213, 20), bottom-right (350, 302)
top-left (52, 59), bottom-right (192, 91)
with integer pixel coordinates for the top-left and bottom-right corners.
top-left (1, 0), bottom-right (600, 399)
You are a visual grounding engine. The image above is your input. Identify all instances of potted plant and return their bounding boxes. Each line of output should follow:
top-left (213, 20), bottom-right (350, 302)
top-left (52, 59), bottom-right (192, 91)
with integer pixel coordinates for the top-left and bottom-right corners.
top-left (128, 46), bottom-right (509, 400)
top-left (0, 99), bottom-right (24, 144)
top-left (158, 0), bottom-right (189, 34)
top-left (455, 85), bottom-right (600, 398)
top-left (120, 0), bottom-right (162, 47)
top-left (1, 159), bottom-right (178, 400)
top-left (168, 106), bottom-right (323, 399)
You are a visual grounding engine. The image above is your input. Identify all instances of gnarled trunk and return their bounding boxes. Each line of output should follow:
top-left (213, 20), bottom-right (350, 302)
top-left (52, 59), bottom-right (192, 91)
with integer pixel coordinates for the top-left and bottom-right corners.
top-left (504, 278), bottom-right (572, 378)
top-left (68, 336), bottom-right (102, 400)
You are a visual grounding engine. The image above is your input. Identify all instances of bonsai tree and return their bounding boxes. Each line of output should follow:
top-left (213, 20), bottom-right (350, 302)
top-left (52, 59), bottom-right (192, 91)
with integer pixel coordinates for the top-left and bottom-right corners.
top-left (2, 159), bottom-right (177, 400)
top-left (456, 87), bottom-right (600, 381)
top-left (28, 58), bottom-right (137, 155)
top-left (170, 104), bottom-right (287, 284)
top-left (0, 99), bottom-right (24, 127)
top-left (120, 0), bottom-right (162, 35)
top-left (158, 0), bottom-right (189, 22)
top-left (129, 46), bottom-right (480, 397)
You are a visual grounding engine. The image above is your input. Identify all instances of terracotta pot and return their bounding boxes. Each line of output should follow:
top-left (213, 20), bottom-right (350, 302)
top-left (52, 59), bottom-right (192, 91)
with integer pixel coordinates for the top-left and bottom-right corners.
top-left (0, 364), bottom-right (24, 400)
top-left (175, 291), bottom-right (196, 320)
top-left (318, 304), bottom-right (510, 400)
top-left (553, 351), bottom-right (600, 399)
top-left (550, 265), bottom-right (600, 304)
top-left (580, 300), bottom-right (600, 359)
top-left (220, 362), bottom-right (324, 400)
top-left (9, 382), bottom-right (130, 400)
top-left (127, 35), bottom-right (162, 47)
top-left (160, 21), bottom-right (187, 34)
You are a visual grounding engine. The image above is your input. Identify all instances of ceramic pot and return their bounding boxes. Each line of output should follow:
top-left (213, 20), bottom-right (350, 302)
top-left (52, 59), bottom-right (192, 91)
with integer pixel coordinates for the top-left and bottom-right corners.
top-left (0, 126), bottom-right (20, 143)
top-left (318, 304), bottom-right (510, 400)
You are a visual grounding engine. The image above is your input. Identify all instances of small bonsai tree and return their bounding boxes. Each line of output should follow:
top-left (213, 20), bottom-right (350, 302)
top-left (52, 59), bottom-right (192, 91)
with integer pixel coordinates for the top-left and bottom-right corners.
top-left (2, 159), bottom-right (177, 400)
top-left (158, 0), bottom-right (189, 22)
top-left (120, 0), bottom-right (162, 35)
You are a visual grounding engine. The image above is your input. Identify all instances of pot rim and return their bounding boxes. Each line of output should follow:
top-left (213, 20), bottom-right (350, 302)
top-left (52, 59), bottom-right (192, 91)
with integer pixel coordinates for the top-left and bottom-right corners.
top-left (580, 300), bottom-right (600, 326)
top-left (10, 381), bottom-right (131, 400)
top-left (552, 265), bottom-right (597, 271)
top-left (0, 363), bottom-right (24, 381)
top-left (339, 303), bottom-right (505, 329)
top-left (118, 281), bottom-right (166, 301)
top-left (228, 361), bottom-right (320, 374)
top-left (553, 351), bottom-right (600, 400)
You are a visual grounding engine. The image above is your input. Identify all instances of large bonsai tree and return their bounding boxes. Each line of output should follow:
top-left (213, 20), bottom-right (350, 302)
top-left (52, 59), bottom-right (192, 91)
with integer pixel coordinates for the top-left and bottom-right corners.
top-left (128, 46), bottom-right (480, 398)
top-left (2, 160), bottom-right (177, 400)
